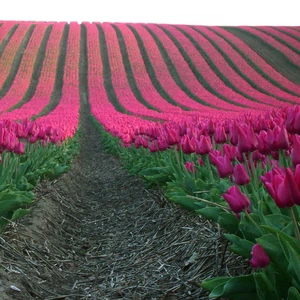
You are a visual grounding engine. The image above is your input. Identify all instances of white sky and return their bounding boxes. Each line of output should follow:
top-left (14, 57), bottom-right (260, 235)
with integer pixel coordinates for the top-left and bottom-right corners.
top-left (1, 0), bottom-right (300, 26)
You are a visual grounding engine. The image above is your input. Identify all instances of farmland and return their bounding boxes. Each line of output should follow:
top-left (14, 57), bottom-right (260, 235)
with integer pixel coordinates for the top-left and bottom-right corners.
top-left (0, 21), bottom-right (300, 299)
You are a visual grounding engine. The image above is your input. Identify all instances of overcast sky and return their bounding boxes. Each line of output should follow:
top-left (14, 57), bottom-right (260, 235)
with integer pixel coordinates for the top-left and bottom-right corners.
top-left (1, 0), bottom-right (299, 26)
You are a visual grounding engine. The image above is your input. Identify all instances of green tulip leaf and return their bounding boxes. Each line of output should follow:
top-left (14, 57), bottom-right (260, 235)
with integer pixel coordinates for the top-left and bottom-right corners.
top-left (205, 274), bottom-right (258, 299)
top-left (254, 272), bottom-right (279, 300)
top-left (287, 287), bottom-right (300, 300)
top-left (196, 207), bottom-right (224, 222)
top-left (218, 212), bottom-right (240, 233)
top-left (224, 234), bottom-right (254, 258)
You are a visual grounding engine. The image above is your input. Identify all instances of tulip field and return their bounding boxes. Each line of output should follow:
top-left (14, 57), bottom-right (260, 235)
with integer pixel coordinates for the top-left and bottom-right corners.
top-left (1, 20), bottom-right (300, 299)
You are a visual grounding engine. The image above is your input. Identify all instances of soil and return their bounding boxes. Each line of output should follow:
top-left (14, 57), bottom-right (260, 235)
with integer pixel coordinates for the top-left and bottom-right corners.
top-left (0, 104), bottom-right (248, 299)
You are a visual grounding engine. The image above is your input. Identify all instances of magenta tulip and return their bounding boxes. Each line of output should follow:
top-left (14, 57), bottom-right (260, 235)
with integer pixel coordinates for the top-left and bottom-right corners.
top-left (185, 161), bottom-right (196, 173)
top-left (181, 136), bottom-right (195, 154)
top-left (215, 154), bottom-right (234, 178)
top-left (223, 185), bottom-right (251, 214)
top-left (207, 119), bottom-right (215, 135)
top-left (275, 125), bottom-right (289, 150)
top-left (214, 125), bottom-right (227, 144)
top-left (195, 135), bottom-right (212, 155)
top-left (237, 126), bottom-right (252, 153)
top-left (233, 164), bottom-right (250, 185)
top-left (250, 244), bottom-right (270, 269)
top-left (261, 167), bottom-right (295, 208)
top-left (291, 135), bottom-right (300, 167)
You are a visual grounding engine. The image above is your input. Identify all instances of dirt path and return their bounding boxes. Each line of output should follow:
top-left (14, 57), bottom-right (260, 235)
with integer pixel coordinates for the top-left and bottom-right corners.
top-left (0, 105), bottom-right (246, 299)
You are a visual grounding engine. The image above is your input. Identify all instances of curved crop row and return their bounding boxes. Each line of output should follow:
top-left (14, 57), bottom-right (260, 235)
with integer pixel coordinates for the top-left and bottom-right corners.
top-left (224, 26), bottom-right (300, 84)
top-left (0, 23), bottom-right (66, 120)
top-left (0, 22), bottom-right (32, 89)
top-left (209, 26), bottom-right (300, 94)
top-left (144, 24), bottom-right (257, 112)
top-left (99, 23), bottom-right (181, 121)
top-left (189, 26), bottom-right (300, 102)
top-left (0, 23), bottom-right (49, 111)
top-left (257, 26), bottom-right (300, 54)
top-left (160, 24), bottom-right (288, 109)
top-left (0, 21), bottom-right (17, 45)
top-left (127, 24), bottom-right (224, 115)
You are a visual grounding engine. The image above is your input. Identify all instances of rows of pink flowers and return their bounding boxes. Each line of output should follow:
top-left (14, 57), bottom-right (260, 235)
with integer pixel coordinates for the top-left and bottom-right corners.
top-left (0, 23), bottom-right (49, 112)
top-left (239, 26), bottom-right (300, 67)
top-left (144, 24), bottom-right (264, 112)
top-left (208, 26), bottom-right (300, 95)
top-left (85, 22), bottom-right (158, 140)
top-left (0, 22), bottom-right (79, 144)
top-left (0, 22), bottom-right (65, 121)
top-left (258, 26), bottom-right (300, 50)
top-left (0, 22), bottom-right (32, 89)
top-left (162, 24), bottom-right (292, 108)
top-left (111, 23), bottom-right (182, 114)
top-left (182, 25), bottom-right (300, 103)
top-left (277, 27), bottom-right (300, 39)
top-left (0, 21), bottom-right (16, 44)
top-left (115, 23), bottom-right (226, 117)
top-left (34, 22), bottom-right (80, 141)
top-left (126, 23), bottom-right (229, 116)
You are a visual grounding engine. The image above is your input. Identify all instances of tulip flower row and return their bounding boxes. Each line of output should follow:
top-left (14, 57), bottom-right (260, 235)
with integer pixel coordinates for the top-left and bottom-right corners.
top-left (239, 26), bottom-right (300, 67)
top-left (185, 25), bottom-right (300, 102)
top-left (0, 23), bottom-right (49, 112)
top-left (258, 26), bottom-right (300, 51)
top-left (158, 24), bottom-right (293, 109)
top-left (117, 23), bottom-right (224, 114)
top-left (0, 22), bottom-right (80, 231)
top-left (208, 26), bottom-right (300, 95)
top-left (0, 21), bottom-right (16, 44)
top-left (276, 26), bottom-right (300, 39)
top-left (1, 22), bottom-right (67, 121)
top-left (144, 24), bottom-right (253, 112)
top-left (0, 22), bottom-right (32, 89)
top-left (33, 21), bottom-right (80, 140)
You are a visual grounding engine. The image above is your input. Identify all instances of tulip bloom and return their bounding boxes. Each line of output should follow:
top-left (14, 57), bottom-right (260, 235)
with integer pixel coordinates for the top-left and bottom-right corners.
top-left (195, 135), bottom-right (212, 155)
top-left (214, 125), bottom-right (227, 144)
top-left (215, 154), bottom-right (234, 178)
top-left (233, 164), bottom-right (250, 185)
top-left (291, 135), bottom-right (300, 167)
top-left (185, 161), bottom-right (196, 173)
top-left (223, 185), bottom-right (251, 214)
top-left (260, 166), bottom-right (300, 208)
top-left (250, 244), bottom-right (270, 269)
top-left (180, 136), bottom-right (195, 154)
top-left (237, 126), bottom-right (252, 153)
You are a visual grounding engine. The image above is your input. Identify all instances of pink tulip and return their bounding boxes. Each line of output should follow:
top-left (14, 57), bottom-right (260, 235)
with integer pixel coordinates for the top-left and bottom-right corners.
top-left (215, 154), bottom-right (234, 178)
top-left (14, 142), bottom-right (25, 155)
top-left (214, 125), bottom-right (227, 144)
top-left (291, 135), bottom-right (300, 167)
top-left (198, 157), bottom-right (204, 166)
top-left (195, 135), bottom-right (212, 155)
top-left (233, 164), bottom-right (250, 185)
top-left (250, 244), bottom-right (270, 269)
top-left (223, 185), bottom-right (251, 214)
top-left (185, 161), bottom-right (196, 173)
top-left (260, 166), bottom-right (299, 208)
top-left (180, 136), bottom-right (195, 154)
top-left (274, 125), bottom-right (289, 150)
top-left (237, 126), bottom-right (252, 153)
top-left (207, 119), bottom-right (215, 135)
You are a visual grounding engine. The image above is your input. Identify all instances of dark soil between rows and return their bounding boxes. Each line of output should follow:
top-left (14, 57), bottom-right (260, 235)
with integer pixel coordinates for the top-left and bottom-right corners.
top-left (0, 105), bottom-right (248, 299)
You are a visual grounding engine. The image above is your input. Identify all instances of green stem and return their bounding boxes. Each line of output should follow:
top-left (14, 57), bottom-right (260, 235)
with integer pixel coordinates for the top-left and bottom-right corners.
top-left (204, 154), bottom-right (214, 182)
top-left (246, 211), bottom-right (264, 235)
top-left (290, 206), bottom-right (300, 241)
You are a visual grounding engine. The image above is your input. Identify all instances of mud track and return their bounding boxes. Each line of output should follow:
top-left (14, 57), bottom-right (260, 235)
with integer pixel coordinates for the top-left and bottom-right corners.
top-left (0, 105), bottom-right (248, 299)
